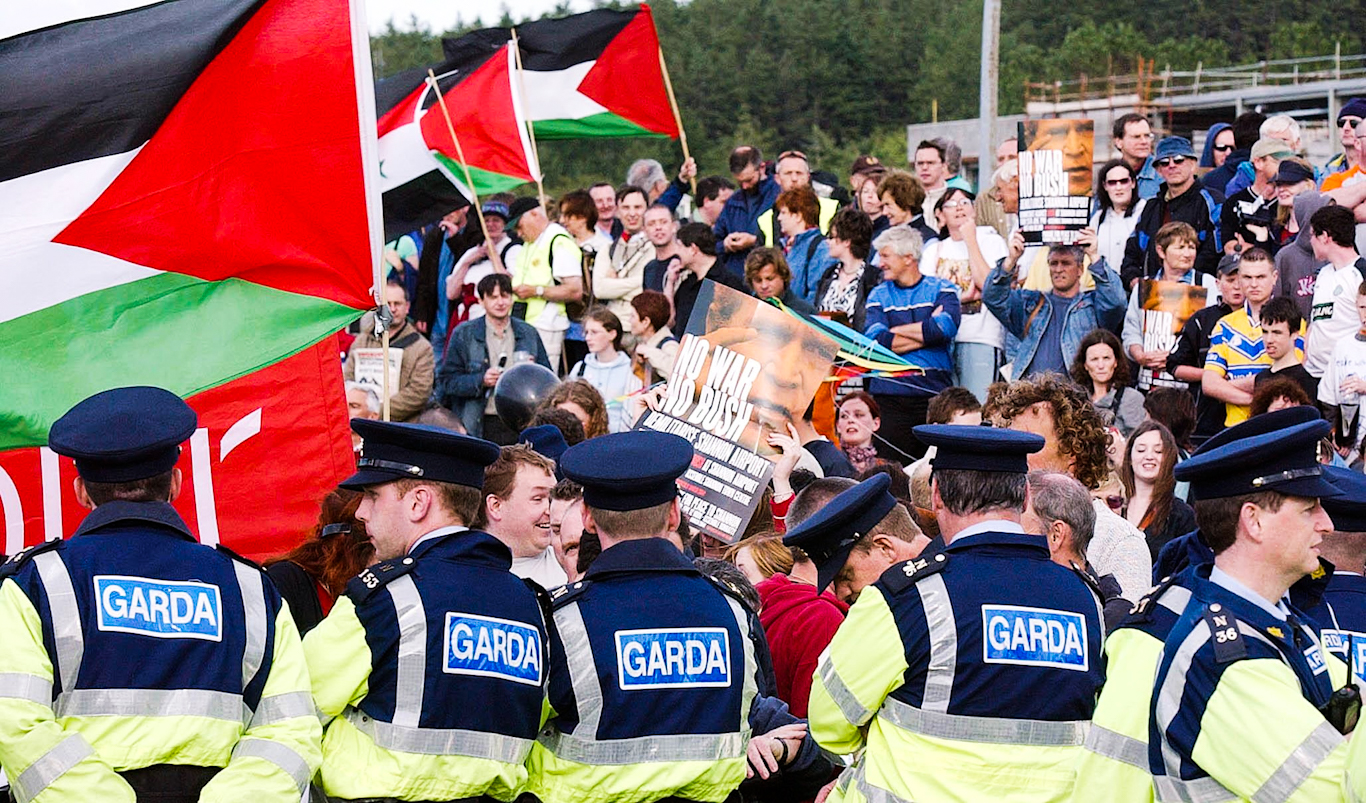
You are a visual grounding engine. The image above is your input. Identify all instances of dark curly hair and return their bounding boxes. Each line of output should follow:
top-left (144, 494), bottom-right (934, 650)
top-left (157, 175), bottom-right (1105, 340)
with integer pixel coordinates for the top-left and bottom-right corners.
top-left (992, 375), bottom-right (1111, 490)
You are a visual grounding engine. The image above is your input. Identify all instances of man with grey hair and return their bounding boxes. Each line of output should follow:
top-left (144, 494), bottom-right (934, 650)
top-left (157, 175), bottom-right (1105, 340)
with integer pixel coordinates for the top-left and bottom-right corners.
top-left (626, 158), bottom-right (670, 202)
top-left (344, 381), bottom-right (381, 452)
top-left (864, 225), bottom-right (962, 460)
top-left (1023, 470), bottom-right (1127, 630)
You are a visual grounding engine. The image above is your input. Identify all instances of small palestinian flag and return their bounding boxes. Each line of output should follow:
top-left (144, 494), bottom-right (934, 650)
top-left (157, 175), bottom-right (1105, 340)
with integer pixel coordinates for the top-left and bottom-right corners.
top-left (0, 0), bottom-right (380, 451)
top-left (377, 42), bottom-right (537, 241)
top-left (444, 4), bottom-right (680, 140)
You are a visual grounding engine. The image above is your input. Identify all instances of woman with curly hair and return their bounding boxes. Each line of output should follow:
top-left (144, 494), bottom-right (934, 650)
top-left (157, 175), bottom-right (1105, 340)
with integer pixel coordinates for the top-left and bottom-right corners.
top-left (1069, 328), bottom-right (1146, 436)
top-left (1119, 421), bottom-right (1196, 559)
top-left (264, 488), bottom-right (374, 634)
top-left (540, 378), bottom-right (610, 439)
top-left (991, 374), bottom-right (1152, 602)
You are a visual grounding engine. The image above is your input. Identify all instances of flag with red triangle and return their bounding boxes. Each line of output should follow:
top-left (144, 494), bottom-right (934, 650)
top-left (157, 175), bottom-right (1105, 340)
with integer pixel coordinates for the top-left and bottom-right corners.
top-left (377, 42), bottom-right (537, 241)
top-left (442, 5), bottom-right (680, 141)
top-left (0, 0), bottom-right (382, 453)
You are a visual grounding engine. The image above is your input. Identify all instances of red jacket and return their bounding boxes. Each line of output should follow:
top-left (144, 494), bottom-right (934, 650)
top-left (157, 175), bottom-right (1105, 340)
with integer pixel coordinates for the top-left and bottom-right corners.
top-left (756, 574), bottom-right (848, 718)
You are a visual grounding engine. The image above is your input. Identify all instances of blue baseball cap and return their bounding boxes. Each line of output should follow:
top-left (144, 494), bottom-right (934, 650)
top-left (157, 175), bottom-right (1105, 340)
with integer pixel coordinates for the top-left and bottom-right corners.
top-left (342, 420), bottom-right (500, 490)
top-left (1154, 136), bottom-right (1196, 161)
top-left (783, 474), bottom-right (898, 592)
top-left (48, 386), bottom-right (197, 483)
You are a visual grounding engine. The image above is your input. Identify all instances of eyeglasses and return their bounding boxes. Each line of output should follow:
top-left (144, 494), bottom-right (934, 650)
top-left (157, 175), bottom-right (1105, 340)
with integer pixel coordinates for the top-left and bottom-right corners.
top-left (942, 199), bottom-right (973, 209)
top-left (1104, 176), bottom-right (1133, 187)
top-left (1340, 116), bottom-right (1363, 128)
top-left (777, 150), bottom-right (808, 163)
top-left (1153, 155), bottom-right (1191, 168)
top-left (1212, 144), bottom-right (1234, 152)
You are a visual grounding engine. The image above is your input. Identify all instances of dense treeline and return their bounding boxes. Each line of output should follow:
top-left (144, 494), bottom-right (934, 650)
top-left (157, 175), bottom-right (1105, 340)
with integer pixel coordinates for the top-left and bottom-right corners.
top-left (370, 0), bottom-right (1361, 195)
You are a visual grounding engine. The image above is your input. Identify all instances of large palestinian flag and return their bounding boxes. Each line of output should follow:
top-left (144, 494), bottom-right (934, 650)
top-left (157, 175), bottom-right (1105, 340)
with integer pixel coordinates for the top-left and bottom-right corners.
top-left (444, 5), bottom-right (680, 140)
top-left (0, 0), bottom-right (379, 551)
top-left (377, 41), bottom-right (537, 241)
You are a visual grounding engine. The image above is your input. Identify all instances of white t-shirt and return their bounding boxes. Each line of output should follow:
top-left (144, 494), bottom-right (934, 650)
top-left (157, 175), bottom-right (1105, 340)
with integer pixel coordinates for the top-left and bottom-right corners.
top-left (1306, 259), bottom-right (1366, 377)
top-left (1319, 333), bottom-right (1366, 454)
top-left (449, 235), bottom-right (521, 321)
top-left (920, 227), bottom-right (1008, 347)
top-left (511, 545), bottom-right (568, 590)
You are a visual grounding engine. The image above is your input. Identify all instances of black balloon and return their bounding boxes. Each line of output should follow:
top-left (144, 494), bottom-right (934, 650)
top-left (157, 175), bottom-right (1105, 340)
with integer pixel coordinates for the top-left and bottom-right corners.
top-left (494, 363), bottom-right (560, 431)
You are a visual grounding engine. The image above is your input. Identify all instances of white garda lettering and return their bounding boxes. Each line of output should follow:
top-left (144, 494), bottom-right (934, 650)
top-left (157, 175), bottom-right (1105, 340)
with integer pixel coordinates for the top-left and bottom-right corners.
top-left (1028, 618), bottom-right (1048, 652)
top-left (706, 638), bottom-right (727, 675)
top-left (170, 591), bottom-right (194, 624)
top-left (475, 627), bottom-right (494, 662)
top-left (666, 640), bottom-right (685, 675)
top-left (1047, 619), bottom-right (1066, 653)
top-left (148, 589), bottom-right (170, 625)
top-left (648, 640), bottom-right (668, 675)
top-left (1064, 622), bottom-right (1083, 656)
top-left (523, 637), bottom-right (541, 675)
top-left (505, 630), bottom-right (524, 666)
top-left (623, 641), bottom-right (646, 677)
top-left (192, 593), bottom-right (218, 628)
top-left (127, 587), bottom-right (150, 621)
top-left (988, 615), bottom-right (1009, 650)
top-left (686, 640), bottom-right (708, 674)
top-left (452, 623), bottom-right (474, 659)
top-left (1012, 616), bottom-right (1029, 650)
top-left (493, 628), bottom-right (508, 665)
top-left (102, 583), bottom-right (127, 618)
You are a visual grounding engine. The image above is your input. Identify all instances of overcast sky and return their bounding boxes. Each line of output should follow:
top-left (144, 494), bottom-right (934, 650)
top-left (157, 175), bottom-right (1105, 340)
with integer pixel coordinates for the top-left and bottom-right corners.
top-left (366, 0), bottom-right (594, 32)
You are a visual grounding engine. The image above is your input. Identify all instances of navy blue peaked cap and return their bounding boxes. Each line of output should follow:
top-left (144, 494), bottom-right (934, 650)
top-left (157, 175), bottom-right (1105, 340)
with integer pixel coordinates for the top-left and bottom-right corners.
top-left (783, 474), bottom-right (898, 592)
top-left (913, 424), bottom-right (1044, 474)
top-left (560, 430), bottom-right (693, 512)
top-left (343, 419), bottom-right (500, 490)
top-left (48, 386), bottom-right (197, 483)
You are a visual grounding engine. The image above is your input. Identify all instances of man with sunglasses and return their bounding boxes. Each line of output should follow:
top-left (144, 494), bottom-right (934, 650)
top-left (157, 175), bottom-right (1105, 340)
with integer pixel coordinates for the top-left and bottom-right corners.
top-left (1322, 111), bottom-right (1366, 193)
top-left (1120, 136), bottom-right (1225, 289)
top-left (1323, 98), bottom-right (1366, 182)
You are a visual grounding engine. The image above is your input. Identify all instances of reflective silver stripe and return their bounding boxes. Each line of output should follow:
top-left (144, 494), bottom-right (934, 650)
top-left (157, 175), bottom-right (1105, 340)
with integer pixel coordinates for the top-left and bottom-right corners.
top-left (1154, 619), bottom-right (1214, 780)
top-left (537, 729), bottom-right (746, 765)
top-left (10, 733), bottom-right (93, 803)
top-left (1085, 724), bottom-right (1148, 770)
top-left (817, 647), bottom-right (872, 726)
top-left (345, 709), bottom-right (531, 762)
top-left (233, 562), bottom-right (267, 695)
top-left (879, 696), bottom-right (1087, 746)
top-left (0, 673), bottom-right (52, 705)
top-left (554, 602), bottom-right (603, 739)
top-left (32, 552), bottom-right (82, 693)
top-left (1158, 585), bottom-right (1193, 615)
top-left (1153, 774), bottom-right (1240, 803)
top-left (916, 574), bottom-right (957, 712)
top-left (846, 764), bottom-right (914, 803)
top-left (1251, 720), bottom-right (1343, 803)
top-left (54, 688), bottom-right (246, 723)
top-left (252, 691), bottom-right (316, 727)
top-left (723, 594), bottom-right (759, 739)
top-left (231, 738), bottom-right (312, 794)
top-left (387, 575), bottom-right (426, 728)
top-left (1090, 584), bottom-right (1108, 645)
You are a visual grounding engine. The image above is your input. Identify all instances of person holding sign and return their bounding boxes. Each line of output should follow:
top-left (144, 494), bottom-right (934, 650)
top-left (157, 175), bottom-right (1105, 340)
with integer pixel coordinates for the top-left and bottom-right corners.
top-left (1121, 221), bottom-right (1219, 391)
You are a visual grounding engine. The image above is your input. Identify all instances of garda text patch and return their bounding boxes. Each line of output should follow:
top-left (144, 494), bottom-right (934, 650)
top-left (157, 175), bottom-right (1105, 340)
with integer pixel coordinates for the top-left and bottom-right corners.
top-left (982, 605), bottom-right (1088, 671)
top-left (94, 576), bottom-right (222, 641)
top-left (1321, 630), bottom-right (1366, 675)
top-left (615, 628), bottom-right (731, 690)
top-left (443, 613), bottom-right (543, 686)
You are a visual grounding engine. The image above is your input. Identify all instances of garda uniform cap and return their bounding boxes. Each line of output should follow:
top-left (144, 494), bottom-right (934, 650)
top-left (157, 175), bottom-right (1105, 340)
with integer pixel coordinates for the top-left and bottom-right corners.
top-left (782, 474), bottom-right (898, 593)
top-left (519, 424), bottom-right (569, 478)
top-left (1323, 466), bottom-right (1366, 532)
top-left (1173, 409), bottom-right (1338, 500)
top-left (560, 430), bottom-right (692, 512)
top-left (342, 419), bottom-right (500, 490)
top-left (912, 424), bottom-right (1045, 474)
top-left (49, 386), bottom-right (197, 483)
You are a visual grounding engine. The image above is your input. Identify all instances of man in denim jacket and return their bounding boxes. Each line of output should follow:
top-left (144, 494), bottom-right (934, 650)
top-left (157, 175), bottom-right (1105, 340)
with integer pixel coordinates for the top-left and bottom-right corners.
top-left (983, 229), bottom-right (1127, 379)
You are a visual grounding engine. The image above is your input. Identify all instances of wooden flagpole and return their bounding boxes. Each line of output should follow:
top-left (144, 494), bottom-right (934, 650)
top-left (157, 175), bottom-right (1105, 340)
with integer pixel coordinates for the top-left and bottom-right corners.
top-left (510, 30), bottom-right (547, 207)
top-left (425, 69), bottom-right (504, 276)
top-left (657, 46), bottom-right (696, 195)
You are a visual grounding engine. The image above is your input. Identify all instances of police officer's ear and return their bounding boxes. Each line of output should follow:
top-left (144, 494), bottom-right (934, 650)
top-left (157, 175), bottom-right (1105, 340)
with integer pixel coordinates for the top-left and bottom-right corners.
top-left (73, 476), bottom-right (95, 511)
top-left (667, 498), bottom-right (681, 534)
top-left (166, 468), bottom-right (183, 503)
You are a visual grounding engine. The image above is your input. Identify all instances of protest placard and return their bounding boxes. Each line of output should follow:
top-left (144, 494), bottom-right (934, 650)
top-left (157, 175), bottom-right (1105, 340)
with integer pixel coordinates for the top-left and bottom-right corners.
top-left (351, 347), bottom-right (404, 399)
top-left (1018, 119), bottom-right (1094, 245)
top-left (1136, 279), bottom-right (1209, 390)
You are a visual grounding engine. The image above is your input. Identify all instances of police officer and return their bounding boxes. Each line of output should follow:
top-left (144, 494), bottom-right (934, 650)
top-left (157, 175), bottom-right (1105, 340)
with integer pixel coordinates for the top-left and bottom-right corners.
top-left (0, 386), bottom-right (321, 802)
top-left (1071, 407), bottom-right (1332, 803)
top-left (803, 425), bottom-right (1104, 803)
top-left (1148, 415), bottom-right (1352, 802)
top-left (302, 419), bottom-right (547, 802)
top-left (527, 430), bottom-right (768, 803)
top-left (1304, 466), bottom-right (1366, 679)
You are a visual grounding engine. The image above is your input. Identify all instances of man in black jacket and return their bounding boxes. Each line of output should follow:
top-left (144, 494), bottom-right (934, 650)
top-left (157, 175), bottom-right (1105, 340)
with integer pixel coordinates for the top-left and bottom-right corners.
top-left (1120, 136), bottom-right (1224, 288)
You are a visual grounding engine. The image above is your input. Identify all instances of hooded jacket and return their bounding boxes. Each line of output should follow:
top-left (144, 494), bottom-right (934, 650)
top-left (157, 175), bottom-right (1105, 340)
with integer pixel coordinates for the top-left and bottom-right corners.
top-left (569, 350), bottom-right (642, 432)
top-left (1198, 122), bottom-right (1232, 168)
top-left (756, 574), bottom-right (848, 718)
top-left (1274, 191), bottom-right (1332, 322)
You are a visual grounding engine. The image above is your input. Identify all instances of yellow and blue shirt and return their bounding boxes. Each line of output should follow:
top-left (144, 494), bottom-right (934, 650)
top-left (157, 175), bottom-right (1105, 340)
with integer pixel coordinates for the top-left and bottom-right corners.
top-left (1204, 303), bottom-right (1305, 426)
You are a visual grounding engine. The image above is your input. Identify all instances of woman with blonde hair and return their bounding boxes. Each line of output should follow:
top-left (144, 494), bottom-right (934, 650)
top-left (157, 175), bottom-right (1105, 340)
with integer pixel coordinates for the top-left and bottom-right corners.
top-left (724, 533), bottom-right (795, 586)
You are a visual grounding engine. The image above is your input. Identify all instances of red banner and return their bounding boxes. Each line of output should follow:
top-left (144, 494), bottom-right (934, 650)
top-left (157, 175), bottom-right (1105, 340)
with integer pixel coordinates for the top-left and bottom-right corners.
top-left (0, 337), bottom-right (355, 562)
